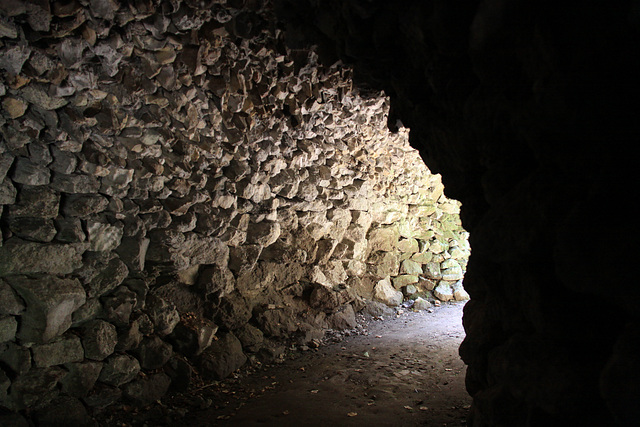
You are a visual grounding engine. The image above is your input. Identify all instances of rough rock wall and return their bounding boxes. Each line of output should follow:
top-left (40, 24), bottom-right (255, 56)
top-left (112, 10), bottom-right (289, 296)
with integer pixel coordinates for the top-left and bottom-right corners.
top-left (278, 0), bottom-right (640, 426)
top-left (0, 0), bottom-right (469, 415)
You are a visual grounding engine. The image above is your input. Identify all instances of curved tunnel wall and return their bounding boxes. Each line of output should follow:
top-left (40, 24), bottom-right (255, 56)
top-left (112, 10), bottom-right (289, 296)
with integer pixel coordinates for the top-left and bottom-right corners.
top-left (277, 0), bottom-right (640, 426)
top-left (0, 0), bottom-right (471, 419)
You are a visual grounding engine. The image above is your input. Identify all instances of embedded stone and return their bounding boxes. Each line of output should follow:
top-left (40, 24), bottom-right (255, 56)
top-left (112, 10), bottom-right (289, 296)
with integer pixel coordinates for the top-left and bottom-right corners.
top-left (33, 396), bottom-right (93, 427)
top-left (134, 336), bottom-right (173, 370)
top-left (0, 342), bottom-right (32, 376)
top-left (413, 297), bottom-right (432, 311)
top-left (8, 217), bottom-right (57, 242)
top-left (85, 256), bottom-right (128, 298)
top-left (2, 97), bottom-right (28, 119)
top-left (51, 173), bottom-right (100, 193)
top-left (216, 292), bottom-right (252, 331)
top-left (327, 304), bottom-right (357, 330)
top-left (62, 194), bottom-right (109, 217)
top-left (246, 221), bottom-right (281, 247)
top-left (81, 320), bottom-right (117, 361)
top-left (434, 282), bottom-right (454, 302)
top-left (401, 259), bottom-right (423, 275)
top-left (198, 331), bottom-right (247, 381)
top-left (0, 279), bottom-right (25, 315)
top-left (0, 316), bottom-right (17, 343)
top-left (31, 334), bottom-right (84, 367)
top-left (123, 373), bottom-right (171, 406)
top-left (423, 262), bottom-right (442, 280)
top-left (60, 362), bottom-right (103, 397)
top-left (397, 237), bottom-right (419, 253)
top-left (54, 218), bottom-right (86, 243)
top-left (392, 275), bottom-right (419, 289)
top-left (8, 367), bottom-right (66, 411)
top-left (11, 157), bottom-right (50, 186)
top-left (0, 180), bottom-right (17, 205)
top-left (87, 221), bottom-right (124, 252)
top-left (5, 186), bottom-right (60, 218)
top-left (167, 319), bottom-right (218, 356)
top-left (373, 277), bottom-right (403, 307)
top-left (7, 275), bottom-right (86, 343)
top-left (235, 323), bottom-right (264, 351)
top-left (145, 294), bottom-right (180, 337)
top-left (452, 280), bottom-right (470, 301)
top-left (98, 354), bottom-right (140, 387)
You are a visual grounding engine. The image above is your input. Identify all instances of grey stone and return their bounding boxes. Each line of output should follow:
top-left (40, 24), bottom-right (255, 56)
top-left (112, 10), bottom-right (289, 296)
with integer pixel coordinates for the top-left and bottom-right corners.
top-left (181, 234), bottom-right (230, 266)
top-left (102, 287), bottom-right (137, 326)
top-left (196, 264), bottom-right (236, 296)
top-left (0, 179), bottom-right (17, 205)
top-left (33, 396), bottom-right (93, 427)
top-left (0, 45), bottom-right (31, 75)
top-left (392, 274), bottom-right (419, 289)
top-left (423, 262), bottom-right (442, 280)
top-left (198, 331), bottom-right (247, 381)
top-left (21, 85), bottom-right (68, 110)
top-left (434, 282), bottom-right (454, 302)
top-left (216, 292), bottom-right (252, 331)
top-left (168, 319), bottom-right (218, 356)
top-left (81, 320), bottom-right (117, 361)
top-left (87, 220), bottom-right (124, 251)
top-left (55, 218), bottom-right (86, 243)
top-left (228, 244), bottom-right (262, 274)
top-left (8, 217), bottom-right (57, 242)
top-left (0, 279), bottom-right (25, 315)
top-left (81, 385), bottom-right (121, 409)
top-left (28, 142), bottom-right (52, 166)
top-left (135, 335), bottom-right (173, 369)
top-left (71, 299), bottom-right (103, 327)
top-left (373, 277), bottom-right (403, 307)
top-left (115, 237), bottom-right (150, 271)
top-left (403, 284), bottom-right (418, 296)
top-left (246, 221), bottom-right (281, 247)
top-left (0, 239), bottom-right (86, 275)
top-left (0, 316), bottom-right (17, 343)
top-left (235, 323), bottom-right (264, 351)
top-left (0, 342), bottom-right (31, 376)
top-left (31, 334), bottom-right (84, 367)
top-left (86, 256), bottom-right (128, 298)
top-left (452, 280), bottom-right (470, 301)
top-left (123, 373), bottom-right (171, 406)
top-left (50, 146), bottom-right (78, 174)
top-left (62, 194), bottom-right (109, 217)
top-left (51, 173), bottom-right (100, 193)
top-left (309, 284), bottom-right (354, 312)
top-left (327, 304), bottom-right (357, 329)
top-left (413, 297), bottom-right (432, 311)
top-left (5, 186), bottom-right (60, 218)
top-left (7, 275), bottom-right (86, 343)
top-left (145, 294), bottom-right (180, 337)
top-left (401, 259), bottom-right (423, 275)
top-left (397, 237), bottom-right (419, 253)
top-left (61, 362), bottom-right (103, 397)
top-left (98, 354), bottom-right (140, 387)
top-left (8, 367), bottom-right (66, 410)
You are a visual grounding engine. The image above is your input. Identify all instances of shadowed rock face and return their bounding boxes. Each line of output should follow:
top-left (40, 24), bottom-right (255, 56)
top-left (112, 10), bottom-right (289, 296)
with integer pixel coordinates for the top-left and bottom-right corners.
top-left (276, 0), bottom-right (640, 425)
top-left (0, 0), bottom-right (471, 420)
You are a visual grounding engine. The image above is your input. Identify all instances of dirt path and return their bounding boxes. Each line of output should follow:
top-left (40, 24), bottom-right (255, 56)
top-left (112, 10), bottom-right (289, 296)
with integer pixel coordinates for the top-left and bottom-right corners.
top-left (98, 302), bottom-right (470, 426)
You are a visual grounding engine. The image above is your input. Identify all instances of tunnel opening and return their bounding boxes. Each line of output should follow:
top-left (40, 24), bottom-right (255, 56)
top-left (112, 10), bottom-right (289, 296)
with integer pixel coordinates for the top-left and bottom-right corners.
top-left (0, 1), bottom-right (473, 425)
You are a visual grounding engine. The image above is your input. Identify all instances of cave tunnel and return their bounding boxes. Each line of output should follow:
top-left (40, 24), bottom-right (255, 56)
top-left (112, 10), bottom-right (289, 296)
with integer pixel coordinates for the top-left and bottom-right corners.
top-left (0, 0), bottom-right (639, 426)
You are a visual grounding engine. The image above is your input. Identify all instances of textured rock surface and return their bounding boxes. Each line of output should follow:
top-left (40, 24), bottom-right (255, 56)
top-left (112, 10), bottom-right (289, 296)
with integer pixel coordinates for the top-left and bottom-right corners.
top-left (0, 0), bottom-right (470, 418)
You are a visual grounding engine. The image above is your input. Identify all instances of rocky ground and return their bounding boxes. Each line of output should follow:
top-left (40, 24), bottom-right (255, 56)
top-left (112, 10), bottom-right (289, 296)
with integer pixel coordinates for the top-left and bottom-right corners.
top-left (94, 301), bottom-right (470, 427)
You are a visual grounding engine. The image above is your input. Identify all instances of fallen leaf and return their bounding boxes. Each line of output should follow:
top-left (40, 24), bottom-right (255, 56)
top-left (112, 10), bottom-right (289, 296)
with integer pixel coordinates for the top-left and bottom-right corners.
top-left (347, 412), bottom-right (358, 417)
top-left (419, 406), bottom-right (429, 411)
top-left (310, 389), bottom-right (319, 394)
top-left (404, 405), bottom-right (413, 410)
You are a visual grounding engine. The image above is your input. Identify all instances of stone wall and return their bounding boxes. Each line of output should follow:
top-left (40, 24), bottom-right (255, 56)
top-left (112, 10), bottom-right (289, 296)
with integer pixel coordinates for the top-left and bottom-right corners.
top-left (0, 0), bottom-right (468, 415)
top-left (277, 0), bottom-right (640, 426)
